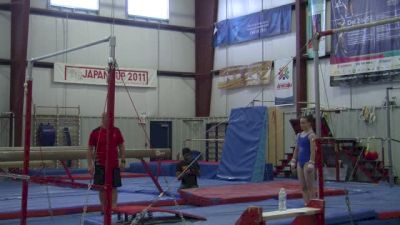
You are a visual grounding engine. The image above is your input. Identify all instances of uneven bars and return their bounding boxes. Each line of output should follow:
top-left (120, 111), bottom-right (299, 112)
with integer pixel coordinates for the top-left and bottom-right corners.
top-left (319, 17), bottom-right (400, 37)
top-left (29, 36), bottom-right (111, 63)
top-left (21, 35), bottom-right (113, 225)
top-left (312, 16), bottom-right (400, 181)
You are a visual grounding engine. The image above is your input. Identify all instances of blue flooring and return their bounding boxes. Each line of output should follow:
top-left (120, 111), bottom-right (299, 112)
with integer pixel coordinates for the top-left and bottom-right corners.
top-left (1, 177), bottom-right (400, 225)
top-left (0, 176), bottom-right (243, 213)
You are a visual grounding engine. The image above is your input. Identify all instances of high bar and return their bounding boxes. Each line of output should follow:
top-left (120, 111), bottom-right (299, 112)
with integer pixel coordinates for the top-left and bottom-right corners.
top-left (29, 36), bottom-right (112, 62)
top-left (319, 17), bottom-right (400, 37)
top-left (185, 139), bottom-right (225, 142)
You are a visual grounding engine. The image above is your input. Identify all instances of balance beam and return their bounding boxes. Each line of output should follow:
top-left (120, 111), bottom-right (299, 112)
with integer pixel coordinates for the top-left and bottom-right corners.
top-left (235, 199), bottom-right (324, 225)
top-left (262, 207), bottom-right (321, 220)
top-left (0, 147), bottom-right (170, 161)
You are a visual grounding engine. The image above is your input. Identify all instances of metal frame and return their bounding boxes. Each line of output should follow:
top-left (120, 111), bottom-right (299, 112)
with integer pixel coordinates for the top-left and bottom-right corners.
top-left (386, 87), bottom-right (400, 186)
top-left (20, 36), bottom-right (166, 225)
top-left (184, 138), bottom-right (225, 162)
top-left (21, 36), bottom-right (112, 225)
top-left (312, 16), bottom-right (400, 188)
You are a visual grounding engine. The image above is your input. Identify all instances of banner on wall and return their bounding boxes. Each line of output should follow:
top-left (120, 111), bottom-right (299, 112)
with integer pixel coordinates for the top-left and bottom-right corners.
top-left (274, 58), bottom-right (294, 105)
top-left (217, 61), bottom-right (273, 90)
top-left (53, 63), bottom-right (157, 88)
top-left (307, 0), bottom-right (326, 58)
top-left (330, 0), bottom-right (400, 86)
top-left (214, 4), bottom-right (292, 47)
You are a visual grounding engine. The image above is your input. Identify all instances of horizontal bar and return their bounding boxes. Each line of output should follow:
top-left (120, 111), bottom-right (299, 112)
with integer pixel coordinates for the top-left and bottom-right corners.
top-left (30, 36), bottom-right (111, 62)
top-left (388, 87), bottom-right (400, 90)
top-left (185, 139), bottom-right (224, 142)
top-left (252, 100), bottom-right (275, 103)
top-left (35, 106), bottom-right (79, 109)
top-left (320, 17), bottom-right (400, 36)
top-left (0, 160), bottom-right (55, 168)
top-left (0, 172), bottom-right (31, 180)
top-left (0, 147), bottom-right (171, 161)
top-left (357, 137), bottom-right (386, 141)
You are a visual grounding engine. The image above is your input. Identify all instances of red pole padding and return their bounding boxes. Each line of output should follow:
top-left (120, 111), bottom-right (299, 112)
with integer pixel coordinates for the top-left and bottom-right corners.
top-left (104, 63), bottom-right (116, 225)
top-left (59, 160), bottom-right (75, 182)
top-left (316, 139), bottom-right (324, 200)
top-left (20, 80), bottom-right (33, 225)
top-left (234, 206), bottom-right (264, 225)
top-left (335, 147), bottom-right (340, 182)
top-left (140, 159), bottom-right (164, 194)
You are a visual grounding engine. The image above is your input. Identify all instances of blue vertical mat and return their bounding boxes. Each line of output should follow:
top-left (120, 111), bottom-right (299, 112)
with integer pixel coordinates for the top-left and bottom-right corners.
top-left (217, 106), bottom-right (267, 182)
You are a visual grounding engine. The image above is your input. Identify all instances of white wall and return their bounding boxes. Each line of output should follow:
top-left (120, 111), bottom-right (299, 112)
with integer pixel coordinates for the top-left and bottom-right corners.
top-left (0, 11), bottom-right (11, 59)
top-left (31, 67), bottom-right (195, 117)
top-left (306, 59), bottom-right (395, 109)
top-left (211, 0), bottom-right (296, 116)
top-left (211, 0), bottom-right (400, 114)
top-left (0, 0), bottom-right (196, 117)
top-left (0, 66), bottom-right (10, 114)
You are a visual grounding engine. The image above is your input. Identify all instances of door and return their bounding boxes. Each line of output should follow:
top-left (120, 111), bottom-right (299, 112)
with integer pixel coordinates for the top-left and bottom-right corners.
top-left (150, 121), bottom-right (172, 159)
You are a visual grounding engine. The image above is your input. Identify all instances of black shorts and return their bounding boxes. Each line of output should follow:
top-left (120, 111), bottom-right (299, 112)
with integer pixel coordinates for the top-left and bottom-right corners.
top-left (93, 165), bottom-right (122, 188)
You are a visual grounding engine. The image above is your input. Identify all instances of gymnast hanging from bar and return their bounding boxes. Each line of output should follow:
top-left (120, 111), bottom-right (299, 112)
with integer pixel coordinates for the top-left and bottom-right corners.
top-left (290, 115), bottom-right (316, 205)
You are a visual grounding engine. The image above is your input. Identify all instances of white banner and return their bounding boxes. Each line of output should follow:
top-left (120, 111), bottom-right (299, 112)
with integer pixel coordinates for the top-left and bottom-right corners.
top-left (54, 63), bottom-right (157, 88)
top-left (274, 58), bottom-right (294, 106)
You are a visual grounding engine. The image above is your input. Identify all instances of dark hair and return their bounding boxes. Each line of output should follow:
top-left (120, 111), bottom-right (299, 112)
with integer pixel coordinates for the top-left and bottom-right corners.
top-left (300, 114), bottom-right (315, 123)
top-left (182, 147), bottom-right (191, 155)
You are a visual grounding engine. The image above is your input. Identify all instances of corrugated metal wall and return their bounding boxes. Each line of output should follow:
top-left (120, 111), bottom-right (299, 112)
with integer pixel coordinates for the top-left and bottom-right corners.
top-left (0, 117), bottom-right (11, 147)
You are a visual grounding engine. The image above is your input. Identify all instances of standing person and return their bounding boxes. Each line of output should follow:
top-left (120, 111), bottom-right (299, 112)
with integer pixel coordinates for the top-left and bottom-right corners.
top-left (290, 115), bottom-right (316, 205)
top-left (87, 113), bottom-right (126, 211)
top-left (176, 148), bottom-right (200, 189)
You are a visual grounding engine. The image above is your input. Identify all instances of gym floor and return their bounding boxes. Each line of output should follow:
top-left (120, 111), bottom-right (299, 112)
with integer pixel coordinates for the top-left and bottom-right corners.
top-left (1, 173), bottom-right (400, 225)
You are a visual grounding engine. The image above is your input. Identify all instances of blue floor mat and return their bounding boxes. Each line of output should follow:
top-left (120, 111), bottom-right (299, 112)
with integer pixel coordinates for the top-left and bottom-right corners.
top-left (2, 178), bottom-right (400, 225)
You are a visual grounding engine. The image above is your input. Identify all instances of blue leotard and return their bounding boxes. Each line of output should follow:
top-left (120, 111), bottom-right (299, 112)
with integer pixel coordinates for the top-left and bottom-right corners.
top-left (297, 132), bottom-right (313, 168)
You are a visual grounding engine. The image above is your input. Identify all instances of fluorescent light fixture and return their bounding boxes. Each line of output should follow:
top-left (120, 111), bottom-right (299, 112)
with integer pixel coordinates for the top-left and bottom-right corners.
top-left (128, 0), bottom-right (169, 20)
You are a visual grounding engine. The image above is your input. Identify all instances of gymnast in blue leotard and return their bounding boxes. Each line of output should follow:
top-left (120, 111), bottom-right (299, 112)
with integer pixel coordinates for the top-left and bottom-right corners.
top-left (290, 115), bottom-right (316, 205)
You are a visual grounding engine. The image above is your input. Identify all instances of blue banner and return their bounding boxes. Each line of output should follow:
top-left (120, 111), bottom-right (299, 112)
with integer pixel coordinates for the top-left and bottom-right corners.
top-left (214, 4), bottom-right (292, 47)
top-left (330, 0), bottom-right (400, 86)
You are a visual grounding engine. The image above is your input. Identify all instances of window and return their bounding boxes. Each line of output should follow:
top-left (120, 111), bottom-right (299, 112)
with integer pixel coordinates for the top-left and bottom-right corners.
top-left (127, 0), bottom-right (169, 20)
top-left (49, 0), bottom-right (99, 11)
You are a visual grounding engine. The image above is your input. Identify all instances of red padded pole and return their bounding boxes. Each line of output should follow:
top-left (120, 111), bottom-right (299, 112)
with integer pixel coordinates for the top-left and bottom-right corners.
top-left (316, 139), bottom-right (324, 200)
top-left (20, 79), bottom-right (32, 225)
top-left (104, 36), bottom-right (116, 225)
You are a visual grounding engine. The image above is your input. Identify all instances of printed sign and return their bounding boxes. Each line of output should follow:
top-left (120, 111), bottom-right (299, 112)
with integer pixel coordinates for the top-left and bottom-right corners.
top-left (214, 4), bottom-right (292, 47)
top-left (330, 0), bottom-right (400, 86)
top-left (54, 63), bottom-right (157, 88)
top-left (217, 61), bottom-right (272, 90)
top-left (274, 58), bottom-right (294, 105)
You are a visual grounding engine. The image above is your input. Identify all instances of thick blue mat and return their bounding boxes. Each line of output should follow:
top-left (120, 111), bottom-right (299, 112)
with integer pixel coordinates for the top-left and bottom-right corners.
top-left (217, 106), bottom-right (267, 182)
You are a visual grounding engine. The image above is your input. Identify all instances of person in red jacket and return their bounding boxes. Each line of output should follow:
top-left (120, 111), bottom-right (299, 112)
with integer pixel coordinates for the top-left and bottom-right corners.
top-left (87, 113), bottom-right (126, 211)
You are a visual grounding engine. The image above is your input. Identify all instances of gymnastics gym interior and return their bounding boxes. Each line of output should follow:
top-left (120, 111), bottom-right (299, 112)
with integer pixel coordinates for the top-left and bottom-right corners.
top-left (1, 0), bottom-right (400, 224)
